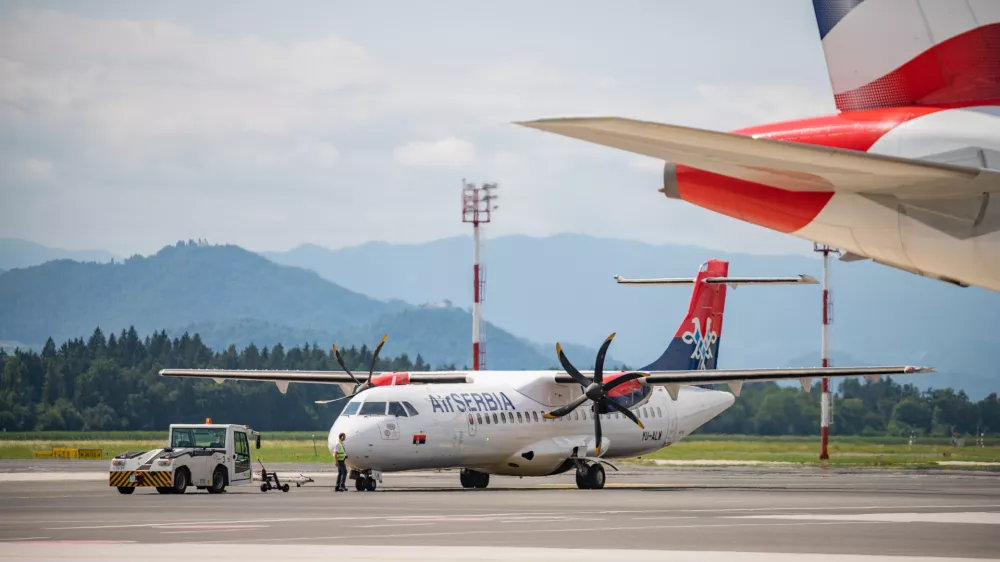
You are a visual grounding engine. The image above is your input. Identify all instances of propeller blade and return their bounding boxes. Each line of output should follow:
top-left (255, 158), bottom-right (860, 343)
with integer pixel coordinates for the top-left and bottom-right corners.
top-left (370, 334), bottom-right (388, 378)
top-left (593, 404), bottom-right (603, 456)
top-left (606, 399), bottom-right (644, 429)
top-left (603, 371), bottom-right (648, 392)
top-left (543, 394), bottom-right (589, 419)
top-left (332, 345), bottom-right (360, 386)
top-left (556, 343), bottom-right (591, 387)
top-left (593, 333), bottom-right (615, 385)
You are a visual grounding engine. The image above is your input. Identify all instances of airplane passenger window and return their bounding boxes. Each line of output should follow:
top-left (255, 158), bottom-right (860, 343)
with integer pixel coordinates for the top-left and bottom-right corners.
top-left (359, 401), bottom-right (386, 416)
top-left (501, 413), bottom-right (507, 424)
top-left (403, 401), bottom-right (419, 416)
top-left (343, 402), bottom-right (361, 416)
top-left (485, 414), bottom-right (490, 424)
top-left (532, 411), bottom-right (539, 422)
top-left (389, 402), bottom-right (408, 417)
top-left (517, 412), bottom-right (523, 423)
top-left (477, 413), bottom-right (483, 424)
top-left (657, 407), bottom-right (663, 417)
top-left (508, 412), bottom-right (514, 423)
top-left (492, 413), bottom-right (499, 424)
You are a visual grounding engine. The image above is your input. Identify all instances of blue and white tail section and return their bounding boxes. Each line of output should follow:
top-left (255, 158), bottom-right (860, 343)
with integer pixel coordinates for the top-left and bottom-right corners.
top-left (640, 259), bottom-right (728, 372)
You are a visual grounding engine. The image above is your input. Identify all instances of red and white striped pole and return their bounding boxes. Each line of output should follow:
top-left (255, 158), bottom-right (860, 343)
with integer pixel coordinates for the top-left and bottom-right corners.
top-left (462, 181), bottom-right (496, 372)
top-left (472, 218), bottom-right (482, 371)
top-left (816, 244), bottom-right (835, 460)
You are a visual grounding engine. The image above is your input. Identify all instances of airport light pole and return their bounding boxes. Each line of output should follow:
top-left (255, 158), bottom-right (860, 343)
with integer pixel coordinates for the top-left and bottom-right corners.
top-left (814, 243), bottom-right (839, 460)
top-left (462, 180), bottom-right (498, 371)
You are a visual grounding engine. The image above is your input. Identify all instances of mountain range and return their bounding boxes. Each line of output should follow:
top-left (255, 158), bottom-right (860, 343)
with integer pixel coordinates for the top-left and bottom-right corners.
top-left (3, 235), bottom-right (998, 398)
top-left (0, 240), bottom-right (621, 371)
top-left (0, 238), bottom-right (118, 270)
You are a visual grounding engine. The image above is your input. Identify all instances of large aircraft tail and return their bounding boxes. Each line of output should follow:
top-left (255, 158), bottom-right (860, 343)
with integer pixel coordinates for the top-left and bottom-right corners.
top-left (811, 0), bottom-right (1000, 113)
top-left (640, 259), bottom-right (728, 371)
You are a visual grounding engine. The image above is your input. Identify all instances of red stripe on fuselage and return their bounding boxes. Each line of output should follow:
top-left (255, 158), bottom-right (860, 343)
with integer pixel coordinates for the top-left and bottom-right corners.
top-left (833, 23), bottom-right (1000, 113)
top-left (674, 105), bottom-right (955, 233)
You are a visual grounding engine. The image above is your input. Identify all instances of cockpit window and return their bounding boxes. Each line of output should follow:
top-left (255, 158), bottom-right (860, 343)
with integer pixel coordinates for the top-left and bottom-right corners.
top-left (402, 402), bottom-right (419, 416)
top-left (343, 402), bottom-right (361, 416)
top-left (388, 402), bottom-right (408, 417)
top-left (359, 401), bottom-right (387, 416)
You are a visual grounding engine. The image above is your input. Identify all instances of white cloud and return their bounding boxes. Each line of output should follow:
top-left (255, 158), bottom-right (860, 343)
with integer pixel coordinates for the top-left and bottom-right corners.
top-left (0, 5), bottom-right (834, 259)
top-left (21, 158), bottom-right (54, 182)
top-left (393, 138), bottom-right (475, 169)
top-left (628, 156), bottom-right (664, 173)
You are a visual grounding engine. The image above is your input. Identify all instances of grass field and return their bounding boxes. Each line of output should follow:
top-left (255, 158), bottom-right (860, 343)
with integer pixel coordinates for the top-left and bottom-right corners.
top-left (2, 433), bottom-right (997, 467)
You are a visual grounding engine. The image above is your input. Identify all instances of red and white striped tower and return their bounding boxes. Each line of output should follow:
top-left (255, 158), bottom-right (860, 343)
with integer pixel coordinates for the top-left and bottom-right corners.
top-left (462, 181), bottom-right (498, 371)
top-left (814, 243), bottom-right (839, 460)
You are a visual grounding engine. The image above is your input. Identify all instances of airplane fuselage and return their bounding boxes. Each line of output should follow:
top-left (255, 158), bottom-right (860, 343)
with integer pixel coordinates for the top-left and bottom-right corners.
top-left (327, 372), bottom-right (734, 477)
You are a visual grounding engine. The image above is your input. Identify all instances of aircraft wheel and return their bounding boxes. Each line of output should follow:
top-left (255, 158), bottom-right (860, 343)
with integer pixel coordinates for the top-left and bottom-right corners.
top-left (459, 469), bottom-right (475, 489)
top-left (354, 477), bottom-right (365, 491)
top-left (364, 476), bottom-right (377, 492)
top-left (474, 472), bottom-right (489, 489)
top-left (575, 469), bottom-right (590, 489)
top-left (116, 486), bottom-right (135, 495)
top-left (585, 464), bottom-right (605, 490)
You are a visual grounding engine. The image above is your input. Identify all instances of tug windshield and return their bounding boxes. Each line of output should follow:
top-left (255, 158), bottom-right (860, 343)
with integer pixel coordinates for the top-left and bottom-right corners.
top-left (171, 427), bottom-right (227, 449)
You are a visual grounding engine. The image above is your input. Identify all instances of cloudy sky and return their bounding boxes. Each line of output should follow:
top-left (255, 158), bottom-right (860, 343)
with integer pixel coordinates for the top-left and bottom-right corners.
top-left (0, 0), bottom-right (838, 257)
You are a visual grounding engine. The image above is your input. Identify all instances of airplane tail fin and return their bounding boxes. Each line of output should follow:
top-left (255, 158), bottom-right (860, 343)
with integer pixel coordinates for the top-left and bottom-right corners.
top-left (640, 259), bottom-right (728, 371)
top-left (811, 0), bottom-right (1000, 112)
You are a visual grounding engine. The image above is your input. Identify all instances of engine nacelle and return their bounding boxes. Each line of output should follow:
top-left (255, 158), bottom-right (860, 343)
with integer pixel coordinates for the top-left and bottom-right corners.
top-left (370, 372), bottom-right (410, 386)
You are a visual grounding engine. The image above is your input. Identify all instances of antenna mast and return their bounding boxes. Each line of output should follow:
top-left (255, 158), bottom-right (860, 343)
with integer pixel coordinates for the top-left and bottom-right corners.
top-left (462, 180), bottom-right (498, 370)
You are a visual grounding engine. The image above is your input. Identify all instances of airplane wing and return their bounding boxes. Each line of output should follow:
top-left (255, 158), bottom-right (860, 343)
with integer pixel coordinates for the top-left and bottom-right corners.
top-left (158, 369), bottom-right (469, 388)
top-left (555, 365), bottom-right (932, 400)
top-left (516, 117), bottom-right (1000, 237)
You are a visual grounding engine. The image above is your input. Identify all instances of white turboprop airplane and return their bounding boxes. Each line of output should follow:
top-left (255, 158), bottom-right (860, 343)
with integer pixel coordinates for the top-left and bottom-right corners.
top-left (160, 260), bottom-right (931, 491)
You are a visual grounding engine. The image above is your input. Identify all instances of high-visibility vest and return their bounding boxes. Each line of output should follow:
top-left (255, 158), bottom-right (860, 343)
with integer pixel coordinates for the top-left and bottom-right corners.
top-left (335, 441), bottom-right (347, 462)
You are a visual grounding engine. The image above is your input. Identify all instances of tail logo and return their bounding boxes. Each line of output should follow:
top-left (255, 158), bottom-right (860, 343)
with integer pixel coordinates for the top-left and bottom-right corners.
top-left (682, 317), bottom-right (718, 370)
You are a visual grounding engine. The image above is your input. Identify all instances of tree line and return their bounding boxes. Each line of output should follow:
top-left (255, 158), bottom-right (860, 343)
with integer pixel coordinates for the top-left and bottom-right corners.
top-left (1, 327), bottom-right (997, 436)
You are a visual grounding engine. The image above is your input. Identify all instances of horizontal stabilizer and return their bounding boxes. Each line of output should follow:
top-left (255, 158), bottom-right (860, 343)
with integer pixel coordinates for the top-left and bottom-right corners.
top-left (614, 274), bottom-right (817, 286)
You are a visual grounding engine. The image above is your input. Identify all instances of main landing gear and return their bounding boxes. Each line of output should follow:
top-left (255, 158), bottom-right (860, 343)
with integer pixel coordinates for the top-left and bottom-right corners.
top-left (351, 469), bottom-right (378, 492)
top-left (459, 468), bottom-right (489, 489)
top-left (575, 462), bottom-right (606, 490)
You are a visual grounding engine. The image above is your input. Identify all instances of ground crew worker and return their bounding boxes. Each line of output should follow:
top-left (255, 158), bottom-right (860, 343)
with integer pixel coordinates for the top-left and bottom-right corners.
top-left (334, 433), bottom-right (348, 492)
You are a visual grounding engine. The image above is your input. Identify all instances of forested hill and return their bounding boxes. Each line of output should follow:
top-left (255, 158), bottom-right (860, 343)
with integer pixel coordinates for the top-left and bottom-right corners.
top-left (1, 328), bottom-right (997, 436)
top-left (0, 241), bottom-right (404, 347)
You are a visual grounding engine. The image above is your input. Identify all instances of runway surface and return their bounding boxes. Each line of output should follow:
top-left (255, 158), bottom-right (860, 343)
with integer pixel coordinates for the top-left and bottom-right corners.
top-left (1, 461), bottom-right (998, 560)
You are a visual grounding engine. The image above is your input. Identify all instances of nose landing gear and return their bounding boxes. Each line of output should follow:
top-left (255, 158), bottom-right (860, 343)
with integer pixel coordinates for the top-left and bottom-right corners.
top-left (350, 469), bottom-right (380, 492)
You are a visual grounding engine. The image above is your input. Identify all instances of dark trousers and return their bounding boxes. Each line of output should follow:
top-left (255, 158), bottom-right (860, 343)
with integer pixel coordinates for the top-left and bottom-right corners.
top-left (336, 461), bottom-right (347, 490)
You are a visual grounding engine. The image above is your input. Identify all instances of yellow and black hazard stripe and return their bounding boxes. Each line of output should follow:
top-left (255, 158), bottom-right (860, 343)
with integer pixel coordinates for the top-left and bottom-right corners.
top-left (109, 470), bottom-right (173, 487)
